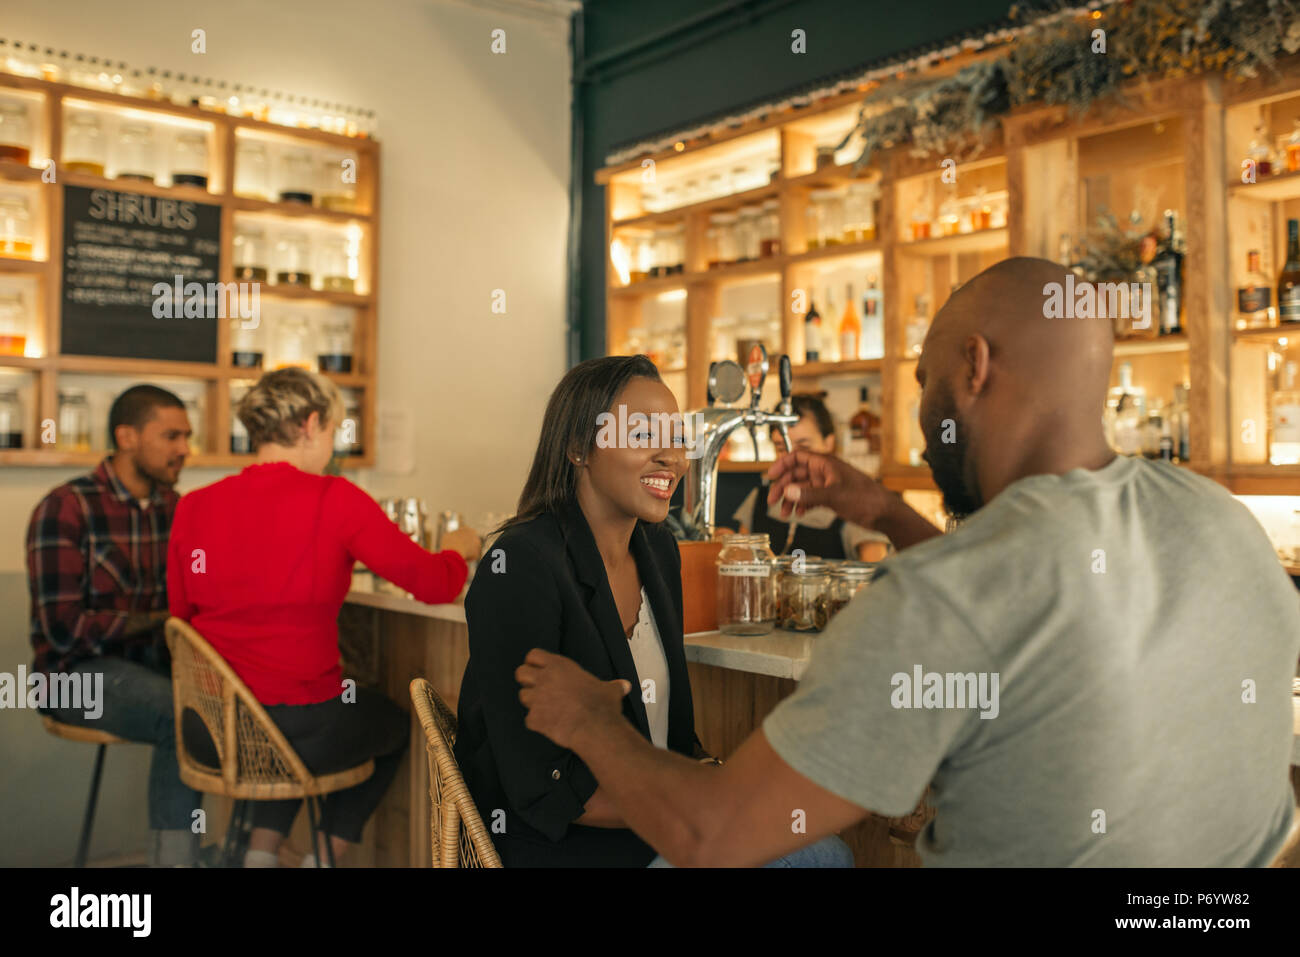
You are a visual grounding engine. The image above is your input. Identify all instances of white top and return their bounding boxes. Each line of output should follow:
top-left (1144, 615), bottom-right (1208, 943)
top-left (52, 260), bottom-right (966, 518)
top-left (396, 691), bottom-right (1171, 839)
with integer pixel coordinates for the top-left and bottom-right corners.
top-left (626, 587), bottom-right (670, 749)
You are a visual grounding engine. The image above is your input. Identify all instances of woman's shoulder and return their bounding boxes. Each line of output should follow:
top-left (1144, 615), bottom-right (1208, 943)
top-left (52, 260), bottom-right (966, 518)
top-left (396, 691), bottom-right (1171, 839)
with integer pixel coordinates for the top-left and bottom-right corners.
top-left (487, 512), bottom-right (565, 560)
top-left (637, 520), bottom-right (680, 564)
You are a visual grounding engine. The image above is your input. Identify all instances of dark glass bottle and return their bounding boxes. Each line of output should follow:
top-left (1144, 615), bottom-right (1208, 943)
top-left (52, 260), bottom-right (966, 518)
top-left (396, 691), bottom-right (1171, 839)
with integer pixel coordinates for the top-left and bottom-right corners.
top-left (1278, 219), bottom-right (1300, 324)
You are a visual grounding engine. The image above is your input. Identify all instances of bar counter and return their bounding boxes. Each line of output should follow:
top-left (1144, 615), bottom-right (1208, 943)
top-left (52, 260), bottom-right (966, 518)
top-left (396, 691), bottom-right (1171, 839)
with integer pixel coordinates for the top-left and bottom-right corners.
top-left (337, 585), bottom-right (918, 867)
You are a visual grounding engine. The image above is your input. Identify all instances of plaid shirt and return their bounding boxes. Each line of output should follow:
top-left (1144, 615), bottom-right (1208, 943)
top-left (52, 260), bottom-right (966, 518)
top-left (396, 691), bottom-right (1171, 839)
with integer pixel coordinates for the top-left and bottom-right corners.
top-left (27, 457), bottom-right (179, 675)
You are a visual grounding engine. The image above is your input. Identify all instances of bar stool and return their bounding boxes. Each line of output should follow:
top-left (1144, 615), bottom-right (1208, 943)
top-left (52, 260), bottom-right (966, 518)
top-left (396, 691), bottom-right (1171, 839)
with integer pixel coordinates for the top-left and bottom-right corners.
top-left (409, 678), bottom-right (501, 867)
top-left (40, 716), bottom-right (131, 867)
top-left (164, 617), bottom-right (374, 867)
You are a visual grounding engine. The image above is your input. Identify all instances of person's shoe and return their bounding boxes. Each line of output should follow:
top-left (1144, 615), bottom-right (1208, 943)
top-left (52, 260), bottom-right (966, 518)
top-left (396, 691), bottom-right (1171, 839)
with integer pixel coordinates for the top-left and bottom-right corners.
top-left (243, 849), bottom-right (279, 868)
top-left (299, 853), bottom-right (334, 868)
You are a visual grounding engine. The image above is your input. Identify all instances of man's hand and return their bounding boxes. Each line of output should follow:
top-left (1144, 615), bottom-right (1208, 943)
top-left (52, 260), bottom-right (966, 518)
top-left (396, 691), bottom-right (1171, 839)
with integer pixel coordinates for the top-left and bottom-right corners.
top-left (517, 649), bottom-right (631, 751)
top-left (766, 451), bottom-right (895, 531)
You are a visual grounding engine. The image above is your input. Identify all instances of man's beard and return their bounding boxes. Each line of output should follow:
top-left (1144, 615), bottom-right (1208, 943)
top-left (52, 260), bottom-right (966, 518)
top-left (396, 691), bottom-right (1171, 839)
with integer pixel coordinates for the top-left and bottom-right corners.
top-left (137, 459), bottom-right (179, 488)
top-left (919, 380), bottom-right (982, 521)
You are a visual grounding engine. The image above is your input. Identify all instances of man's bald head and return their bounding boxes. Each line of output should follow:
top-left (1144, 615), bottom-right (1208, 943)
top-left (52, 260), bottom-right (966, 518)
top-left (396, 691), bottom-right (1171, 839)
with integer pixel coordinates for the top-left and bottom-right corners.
top-left (915, 257), bottom-right (1117, 518)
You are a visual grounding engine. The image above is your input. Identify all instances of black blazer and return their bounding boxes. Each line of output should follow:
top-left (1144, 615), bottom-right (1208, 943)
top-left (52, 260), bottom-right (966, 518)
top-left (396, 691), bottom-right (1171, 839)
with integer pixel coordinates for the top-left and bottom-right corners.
top-left (454, 500), bottom-right (699, 867)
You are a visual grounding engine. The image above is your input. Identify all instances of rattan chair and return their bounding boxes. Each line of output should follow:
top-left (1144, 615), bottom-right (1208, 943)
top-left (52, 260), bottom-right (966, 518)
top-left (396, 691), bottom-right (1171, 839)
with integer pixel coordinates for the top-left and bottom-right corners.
top-left (409, 677), bottom-right (501, 867)
top-left (165, 617), bottom-right (375, 867)
top-left (1270, 811), bottom-right (1300, 867)
top-left (40, 717), bottom-right (131, 867)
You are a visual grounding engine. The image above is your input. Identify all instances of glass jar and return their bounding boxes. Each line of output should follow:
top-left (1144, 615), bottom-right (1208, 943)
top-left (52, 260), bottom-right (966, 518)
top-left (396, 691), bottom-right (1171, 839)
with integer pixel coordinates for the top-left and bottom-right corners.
top-left (233, 225), bottom-right (268, 282)
top-left (279, 150), bottom-right (315, 204)
top-left (0, 290), bottom-right (30, 354)
top-left (760, 198), bottom-right (781, 257)
top-left (1288, 118), bottom-right (1300, 174)
top-left (230, 391), bottom-right (251, 454)
top-left (712, 211), bottom-right (738, 265)
top-left (64, 112), bottom-right (106, 176)
top-left (648, 229), bottom-right (671, 277)
top-left (822, 189), bottom-right (845, 245)
top-left (57, 389), bottom-right (92, 451)
top-left (273, 314), bottom-right (312, 370)
top-left (938, 187), bottom-right (960, 237)
top-left (170, 131), bottom-right (209, 188)
top-left (275, 231), bottom-right (312, 286)
top-left (736, 205), bottom-right (762, 262)
top-left (776, 559), bottom-right (833, 632)
top-left (716, 533), bottom-right (776, 636)
top-left (114, 123), bottom-right (155, 183)
top-left (627, 232), bottom-right (651, 283)
top-left (319, 155), bottom-right (356, 211)
top-left (229, 314), bottom-right (264, 369)
top-left (0, 195), bottom-right (34, 258)
top-left (0, 100), bottom-right (33, 165)
top-left (318, 317), bottom-right (354, 372)
top-left (317, 235), bottom-right (353, 292)
top-left (234, 140), bottom-right (270, 200)
top-left (0, 387), bottom-right (22, 448)
top-left (828, 562), bottom-right (877, 621)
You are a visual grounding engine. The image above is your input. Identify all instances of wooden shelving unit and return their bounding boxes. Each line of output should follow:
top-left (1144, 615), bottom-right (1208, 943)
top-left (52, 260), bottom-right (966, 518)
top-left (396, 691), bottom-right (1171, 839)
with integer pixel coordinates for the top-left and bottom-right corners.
top-left (598, 62), bottom-right (1300, 496)
top-left (0, 72), bottom-right (380, 468)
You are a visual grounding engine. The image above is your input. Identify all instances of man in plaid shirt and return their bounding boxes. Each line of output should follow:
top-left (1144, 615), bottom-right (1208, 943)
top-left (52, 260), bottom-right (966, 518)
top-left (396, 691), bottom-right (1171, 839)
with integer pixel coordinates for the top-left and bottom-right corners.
top-left (28, 385), bottom-right (201, 867)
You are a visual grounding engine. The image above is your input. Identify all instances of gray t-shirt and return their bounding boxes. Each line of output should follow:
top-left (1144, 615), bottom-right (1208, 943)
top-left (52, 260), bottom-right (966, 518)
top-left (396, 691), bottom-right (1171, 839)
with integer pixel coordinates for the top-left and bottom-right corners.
top-left (763, 455), bottom-right (1300, 866)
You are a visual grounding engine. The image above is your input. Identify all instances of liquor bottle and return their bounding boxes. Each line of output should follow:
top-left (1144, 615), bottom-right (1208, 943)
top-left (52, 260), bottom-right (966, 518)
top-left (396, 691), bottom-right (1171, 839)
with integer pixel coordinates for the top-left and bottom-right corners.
top-left (861, 275), bottom-right (884, 359)
top-left (1248, 123), bottom-right (1276, 178)
top-left (905, 294), bottom-right (930, 357)
top-left (1270, 360), bottom-right (1300, 465)
top-left (849, 386), bottom-right (882, 476)
top-left (1288, 117), bottom-right (1300, 173)
top-left (1172, 381), bottom-right (1191, 463)
top-left (823, 286), bottom-right (840, 362)
top-left (803, 295), bottom-right (822, 363)
top-left (1279, 219), bottom-right (1300, 323)
top-left (1237, 249), bottom-right (1275, 329)
top-left (1153, 210), bottom-right (1183, 336)
top-left (839, 282), bottom-right (861, 361)
top-left (1105, 362), bottom-right (1146, 455)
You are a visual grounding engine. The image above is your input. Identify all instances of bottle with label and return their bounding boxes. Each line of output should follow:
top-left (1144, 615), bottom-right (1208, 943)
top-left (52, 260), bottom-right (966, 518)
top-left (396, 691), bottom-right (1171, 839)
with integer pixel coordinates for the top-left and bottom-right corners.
top-left (1248, 123), bottom-right (1276, 178)
top-left (849, 386), bottom-right (882, 476)
top-left (1153, 210), bottom-right (1183, 335)
top-left (822, 287), bottom-right (839, 362)
top-left (839, 282), bottom-right (861, 362)
top-left (1271, 360), bottom-right (1300, 465)
top-left (1279, 219), bottom-right (1300, 323)
top-left (861, 275), bottom-right (884, 359)
top-left (803, 295), bottom-right (822, 363)
top-left (1237, 249), bottom-right (1275, 329)
top-left (906, 294), bottom-right (930, 357)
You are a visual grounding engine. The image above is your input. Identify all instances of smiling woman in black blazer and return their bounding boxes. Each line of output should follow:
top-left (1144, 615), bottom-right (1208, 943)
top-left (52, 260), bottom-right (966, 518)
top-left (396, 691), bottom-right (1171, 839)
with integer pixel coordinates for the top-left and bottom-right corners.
top-left (453, 355), bottom-right (708, 867)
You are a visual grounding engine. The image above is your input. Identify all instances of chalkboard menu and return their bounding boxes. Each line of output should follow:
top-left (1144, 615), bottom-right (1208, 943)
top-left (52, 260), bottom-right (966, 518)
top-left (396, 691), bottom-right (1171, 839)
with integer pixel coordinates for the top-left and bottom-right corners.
top-left (60, 185), bottom-right (222, 362)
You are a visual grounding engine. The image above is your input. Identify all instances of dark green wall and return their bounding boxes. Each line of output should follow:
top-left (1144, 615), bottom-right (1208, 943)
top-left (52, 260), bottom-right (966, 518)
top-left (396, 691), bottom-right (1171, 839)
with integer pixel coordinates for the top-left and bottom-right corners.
top-left (572, 0), bottom-right (1019, 362)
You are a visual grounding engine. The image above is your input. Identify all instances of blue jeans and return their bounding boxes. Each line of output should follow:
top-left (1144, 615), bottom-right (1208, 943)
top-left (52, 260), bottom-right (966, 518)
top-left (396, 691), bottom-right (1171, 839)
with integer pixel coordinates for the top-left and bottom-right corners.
top-left (647, 834), bottom-right (854, 867)
top-left (41, 648), bottom-right (201, 831)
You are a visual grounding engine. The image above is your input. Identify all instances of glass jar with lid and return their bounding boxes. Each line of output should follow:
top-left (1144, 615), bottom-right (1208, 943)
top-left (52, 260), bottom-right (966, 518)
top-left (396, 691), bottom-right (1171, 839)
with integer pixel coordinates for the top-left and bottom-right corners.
top-left (229, 314), bottom-right (264, 369)
top-left (716, 533), bottom-right (776, 636)
top-left (233, 225), bottom-right (268, 282)
top-left (170, 131), bottom-right (209, 189)
top-left (317, 235), bottom-right (353, 292)
top-left (318, 316), bottom-right (354, 373)
top-left (0, 387), bottom-right (23, 448)
top-left (0, 290), bottom-right (30, 354)
top-left (273, 314), bottom-right (312, 370)
top-left (234, 140), bottom-right (270, 200)
top-left (0, 195), bottom-right (34, 258)
top-left (114, 123), bottom-right (155, 182)
top-left (759, 199), bottom-right (781, 257)
top-left (64, 112), bottom-right (106, 176)
top-left (805, 189), bottom-right (835, 250)
top-left (712, 211), bottom-right (738, 265)
top-left (279, 150), bottom-right (315, 204)
top-left (275, 231), bottom-right (312, 286)
top-left (57, 389), bottom-right (92, 452)
top-left (777, 558), bottom-right (833, 632)
top-left (937, 186), bottom-right (961, 237)
top-left (828, 562), bottom-right (878, 621)
top-left (0, 100), bottom-right (33, 165)
top-left (319, 155), bottom-right (356, 211)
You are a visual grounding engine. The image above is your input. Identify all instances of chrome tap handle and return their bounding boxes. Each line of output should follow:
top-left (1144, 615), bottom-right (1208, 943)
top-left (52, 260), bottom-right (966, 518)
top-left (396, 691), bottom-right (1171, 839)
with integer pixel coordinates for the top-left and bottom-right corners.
top-left (776, 353), bottom-right (794, 453)
top-left (745, 343), bottom-right (769, 411)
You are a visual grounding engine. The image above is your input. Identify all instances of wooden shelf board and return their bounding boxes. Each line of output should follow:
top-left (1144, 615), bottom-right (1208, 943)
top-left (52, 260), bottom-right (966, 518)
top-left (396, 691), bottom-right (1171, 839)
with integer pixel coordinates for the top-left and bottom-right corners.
top-left (0, 160), bottom-right (44, 183)
top-left (896, 228), bottom-right (1008, 257)
top-left (232, 195), bottom-right (370, 225)
top-left (1233, 325), bottom-right (1300, 342)
top-left (0, 355), bottom-right (47, 370)
top-left (718, 459), bottom-right (773, 473)
top-left (791, 358), bottom-right (883, 377)
top-left (61, 170), bottom-right (220, 204)
top-left (612, 182), bottom-right (778, 229)
top-left (1227, 169), bottom-right (1300, 203)
top-left (1112, 334), bottom-right (1190, 356)
top-left (257, 284), bottom-right (371, 307)
top-left (54, 355), bottom-right (222, 378)
top-left (609, 275), bottom-right (688, 297)
top-left (788, 239), bottom-right (885, 266)
top-left (0, 256), bottom-right (47, 273)
top-left (693, 258), bottom-right (784, 284)
top-left (783, 166), bottom-right (881, 190)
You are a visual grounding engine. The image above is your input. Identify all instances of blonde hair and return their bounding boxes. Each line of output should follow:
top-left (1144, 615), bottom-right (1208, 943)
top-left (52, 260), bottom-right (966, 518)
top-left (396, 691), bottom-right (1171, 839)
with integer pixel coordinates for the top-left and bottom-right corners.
top-left (237, 368), bottom-right (344, 451)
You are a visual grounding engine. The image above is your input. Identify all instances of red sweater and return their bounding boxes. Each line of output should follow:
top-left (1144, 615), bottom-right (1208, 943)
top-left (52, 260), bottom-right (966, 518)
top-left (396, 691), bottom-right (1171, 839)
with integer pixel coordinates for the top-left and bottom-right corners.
top-left (167, 462), bottom-right (467, 705)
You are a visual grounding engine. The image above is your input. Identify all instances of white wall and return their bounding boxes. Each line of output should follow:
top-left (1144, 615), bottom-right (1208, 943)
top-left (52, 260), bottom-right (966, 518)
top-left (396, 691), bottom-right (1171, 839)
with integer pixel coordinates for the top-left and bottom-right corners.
top-left (0, 0), bottom-right (572, 571)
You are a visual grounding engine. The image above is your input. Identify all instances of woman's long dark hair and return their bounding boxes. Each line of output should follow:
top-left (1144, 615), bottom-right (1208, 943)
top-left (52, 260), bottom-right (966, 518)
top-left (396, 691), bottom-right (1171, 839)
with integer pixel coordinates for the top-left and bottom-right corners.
top-left (507, 355), bottom-right (662, 529)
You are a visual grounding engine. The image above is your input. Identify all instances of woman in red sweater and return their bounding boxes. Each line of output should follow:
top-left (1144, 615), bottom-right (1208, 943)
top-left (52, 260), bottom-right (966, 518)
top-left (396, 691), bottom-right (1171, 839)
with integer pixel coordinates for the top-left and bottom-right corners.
top-left (168, 368), bottom-right (474, 867)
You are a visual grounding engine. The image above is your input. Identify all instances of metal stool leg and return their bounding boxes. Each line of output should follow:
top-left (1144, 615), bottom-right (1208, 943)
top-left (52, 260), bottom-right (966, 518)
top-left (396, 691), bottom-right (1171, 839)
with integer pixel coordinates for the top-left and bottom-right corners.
top-left (74, 744), bottom-right (107, 868)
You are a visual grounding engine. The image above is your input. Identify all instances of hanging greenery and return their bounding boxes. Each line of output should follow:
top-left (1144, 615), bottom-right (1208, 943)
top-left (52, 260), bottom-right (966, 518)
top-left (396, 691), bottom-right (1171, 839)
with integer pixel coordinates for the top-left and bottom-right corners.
top-left (847, 0), bottom-right (1300, 169)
